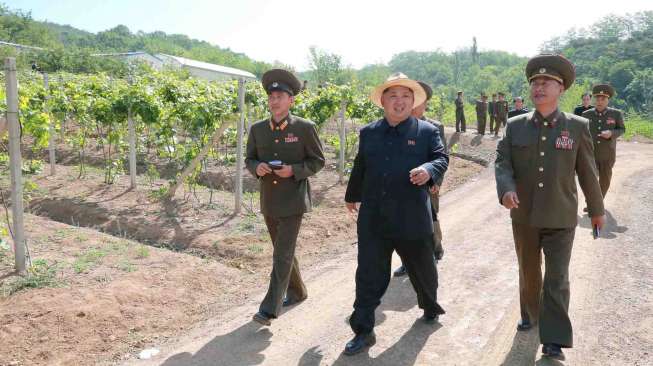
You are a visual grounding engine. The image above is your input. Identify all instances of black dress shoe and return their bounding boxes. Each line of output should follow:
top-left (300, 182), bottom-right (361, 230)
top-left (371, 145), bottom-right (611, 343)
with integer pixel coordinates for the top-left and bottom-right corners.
top-left (434, 250), bottom-right (444, 261)
top-left (393, 265), bottom-right (407, 277)
top-left (421, 312), bottom-right (440, 324)
top-left (282, 296), bottom-right (306, 307)
top-left (517, 318), bottom-right (532, 331)
top-left (542, 343), bottom-right (565, 360)
top-left (252, 311), bottom-right (272, 326)
top-left (344, 331), bottom-right (376, 355)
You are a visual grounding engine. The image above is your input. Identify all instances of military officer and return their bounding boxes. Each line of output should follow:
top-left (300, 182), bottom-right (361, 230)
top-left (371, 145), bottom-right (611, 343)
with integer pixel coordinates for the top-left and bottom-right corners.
top-left (582, 84), bottom-right (625, 198)
top-left (573, 93), bottom-right (593, 116)
top-left (495, 54), bottom-right (606, 360)
top-left (394, 80), bottom-right (448, 277)
top-left (476, 93), bottom-right (489, 135)
top-left (508, 96), bottom-right (529, 119)
top-left (246, 69), bottom-right (325, 326)
top-left (344, 73), bottom-right (448, 355)
top-left (494, 92), bottom-right (509, 136)
top-left (489, 93), bottom-right (497, 134)
top-left (455, 91), bottom-right (466, 132)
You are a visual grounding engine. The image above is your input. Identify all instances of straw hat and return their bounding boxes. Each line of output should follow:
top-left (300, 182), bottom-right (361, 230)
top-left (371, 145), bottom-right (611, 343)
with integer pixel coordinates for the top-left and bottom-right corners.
top-left (370, 73), bottom-right (426, 109)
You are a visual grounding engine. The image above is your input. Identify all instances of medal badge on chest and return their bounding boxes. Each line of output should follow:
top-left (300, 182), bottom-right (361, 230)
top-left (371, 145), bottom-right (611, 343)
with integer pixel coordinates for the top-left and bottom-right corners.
top-left (607, 117), bottom-right (616, 125)
top-left (407, 139), bottom-right (416, 146)
top-left (284, 132), bottom-right (299, 143)
top-left (555, 130), bottom-right (574, 150)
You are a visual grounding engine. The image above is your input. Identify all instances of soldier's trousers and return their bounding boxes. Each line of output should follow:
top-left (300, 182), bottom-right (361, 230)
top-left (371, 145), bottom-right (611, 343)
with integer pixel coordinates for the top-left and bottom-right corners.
top-left (512, 223), bottom-right (575, 348)
top-left (477, 115), bottom-right (487, 135)
top-left (494, 117), bottom-right (506, 135)
top-left (350, 230), bottom-right (445, 335)
top-left (259, 214), bottom-right (307, 317)
top-left (456, 110), bottom-right (466, 132)
top-left (489, 115), bottom-right (496, 133)
top-left (595, 159), bottom-right (615, 198)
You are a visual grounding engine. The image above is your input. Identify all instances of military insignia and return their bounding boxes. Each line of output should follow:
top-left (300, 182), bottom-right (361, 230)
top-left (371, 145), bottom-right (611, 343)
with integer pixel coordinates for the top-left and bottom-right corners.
top-left (407, 139), bottom-right (416, 145)
top-left (607, 117), bottom-right (615, 125)
top-left (539, 68), bottom-right (546, 73)
top-left (284, 133), bottom-right (299, 143)
top-left (555, 131), bottom-right (574, 150)
top-left (272, 82), bottom-right (279, 87)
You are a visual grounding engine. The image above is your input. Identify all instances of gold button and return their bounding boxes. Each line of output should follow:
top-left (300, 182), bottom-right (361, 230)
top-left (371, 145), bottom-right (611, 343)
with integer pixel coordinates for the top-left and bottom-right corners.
top-left (539, 167), bottom-right (544, 172)
top-left (538, 183), bottom-right (544, 188)
top-left (544, 122), bottom-right (548, 127)
top-left (540, 152), bottom-right (544, 156)
top-left (597, 141), bottom-right (601, 144)
top-left (274, 153), bottom-right (278, 156)
top-left (276, 127), bottom-right (280, 130)
top-left (273, 180), bottom-right (278, 184)
top-left (275, 139), bottom-right (279, 143)
top-left (541, 136), bottom-right (546, 141)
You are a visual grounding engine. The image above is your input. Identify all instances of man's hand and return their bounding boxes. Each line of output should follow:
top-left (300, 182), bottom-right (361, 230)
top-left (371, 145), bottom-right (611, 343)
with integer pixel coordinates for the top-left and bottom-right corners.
top-left (256, 162), bottom-right (272, 177)
top-left (346, 202), bottom-right (359, 214)
top-left (273, 164), bottom-right (294, 178)
top-left (599, 130), bottom-right (613, 139)
top-left (501, 191), bottom-right (520, 209)
top-left (409, 167), bottom-right (431, 186)
top-left (591, 214), bottom-right (606, 230)
top-left (429, 184), bottom-right (440, 194)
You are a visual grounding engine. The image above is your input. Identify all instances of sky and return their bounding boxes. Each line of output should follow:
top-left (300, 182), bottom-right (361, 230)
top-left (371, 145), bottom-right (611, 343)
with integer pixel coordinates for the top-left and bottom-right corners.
top-left (5, 0), bottom-right (652, 71)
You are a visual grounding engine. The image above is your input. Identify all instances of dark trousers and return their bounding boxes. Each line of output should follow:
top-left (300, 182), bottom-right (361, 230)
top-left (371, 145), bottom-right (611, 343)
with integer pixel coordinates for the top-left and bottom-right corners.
top-left (595, 159), bottom-right (614, 198)
top-left (477, 114), bottom-right (487, 135)
top-left (350, 230), bottom-right (445, 335)
top-left (259, 214), bottom-right (307, 317)
top-left (455, 110), bottom-right (466, 132)
top-left (494, 117), bottom-right (506, 135)
top-left (512, 223), bottom-right (575, 348)
top-left (489, 114), bottom-right (496, 134)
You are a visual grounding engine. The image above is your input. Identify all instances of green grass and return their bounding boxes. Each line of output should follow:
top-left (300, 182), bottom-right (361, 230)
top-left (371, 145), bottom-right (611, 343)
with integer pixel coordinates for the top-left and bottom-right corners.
top-left (1, 259), bottom-right (64, 297)
top-left (72, 247), bottom-right (107, 273)
top-left (624, 114), bottom-right (653, 140)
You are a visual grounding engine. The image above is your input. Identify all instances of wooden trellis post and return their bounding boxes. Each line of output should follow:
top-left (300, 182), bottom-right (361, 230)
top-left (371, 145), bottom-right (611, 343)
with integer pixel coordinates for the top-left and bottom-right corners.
top-left (5, 58), bottom-right (27, 274)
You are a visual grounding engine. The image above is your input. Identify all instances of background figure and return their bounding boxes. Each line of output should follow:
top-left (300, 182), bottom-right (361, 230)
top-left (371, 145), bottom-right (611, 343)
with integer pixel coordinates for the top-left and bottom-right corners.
top-left (582, 84), bottom-right (626, 199)
top-left (508, 96), bottom-right (529, 119)
top-left (494, 92), bottom-right (509, 135)
top-left (455, 91), bottom-right (466, 132)
top-left (489, 94), bottom-right (497, 134)
top-left (573, 92), bottom-right (593, 116)
top-left (476, 93), bottom-right (488, 135)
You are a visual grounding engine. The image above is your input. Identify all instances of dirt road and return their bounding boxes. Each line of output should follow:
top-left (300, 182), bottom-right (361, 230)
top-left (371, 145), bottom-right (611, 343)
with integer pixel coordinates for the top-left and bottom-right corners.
top-left (125, 142), bottom-right (653, 366)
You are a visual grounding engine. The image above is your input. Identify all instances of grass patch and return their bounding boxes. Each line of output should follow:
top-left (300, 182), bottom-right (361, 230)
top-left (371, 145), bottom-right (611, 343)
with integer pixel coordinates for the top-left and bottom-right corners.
top-left (72, 248), bottom-right (107, 273)
top-left (247, 244), bottom-right (264, 254)
top-left (134, 245), bottom-right (150, 259)
top-left (624, 114), bottom-right (653, 140)
top-left (1, 259), bottom-right (64, 297)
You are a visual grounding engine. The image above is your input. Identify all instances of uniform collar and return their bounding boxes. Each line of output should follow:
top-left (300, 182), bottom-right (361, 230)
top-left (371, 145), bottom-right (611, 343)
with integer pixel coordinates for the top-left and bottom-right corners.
top-left (380, 116), bottom-right (414, 136)
top-left (532, 108), bottom-right (562, 128)
top-left (269, 113), bottom-right (292, 131)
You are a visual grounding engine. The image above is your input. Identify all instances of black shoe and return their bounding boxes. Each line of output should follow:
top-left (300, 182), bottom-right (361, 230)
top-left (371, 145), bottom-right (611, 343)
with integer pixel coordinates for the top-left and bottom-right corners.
top-left (542, 343), bottom-right (565, 360)
top-left (393, 265), bottom-right (408, 277)
top-left (282, 296), bottom-right (306, 307)
top-left (252, 311), bottom-right (272, 326)
top-left (421, 312), bottom-right (439, 324)
top-left (516, 318), bottom-right (532, 331)
top-left (344, 331), bottom-right (376, 355)
top-left (434, 250), bottom-right (444, 261)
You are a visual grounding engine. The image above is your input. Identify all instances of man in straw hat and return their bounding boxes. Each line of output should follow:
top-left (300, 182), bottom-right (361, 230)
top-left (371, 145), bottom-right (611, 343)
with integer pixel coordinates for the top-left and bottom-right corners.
top-left (394, 80), bottom-right (447, 277)
top-left (343, 73), bottom-right (448, 355)
top-left (582, 84), bottom-right (625, 199)
top-left (495, 54), bottom-right (606, 360)
top-left (246, 69), bottom-right (325, 326)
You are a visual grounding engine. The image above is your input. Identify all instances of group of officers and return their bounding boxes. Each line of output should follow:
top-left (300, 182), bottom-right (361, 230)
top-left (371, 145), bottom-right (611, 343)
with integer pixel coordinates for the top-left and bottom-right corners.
top-left (244, 52), bottom-right (624, 360)
top-left (457, 91), bottom-right (532, 136)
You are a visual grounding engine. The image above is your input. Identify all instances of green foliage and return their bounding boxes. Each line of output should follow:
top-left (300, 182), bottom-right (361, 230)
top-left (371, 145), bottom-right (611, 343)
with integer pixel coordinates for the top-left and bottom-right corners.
top-left (72, 247), bottom-right (107, 273)
top-left (1, 259), bottom-right (63, 297)
top-left (623, 113), bottom-right (653, 140)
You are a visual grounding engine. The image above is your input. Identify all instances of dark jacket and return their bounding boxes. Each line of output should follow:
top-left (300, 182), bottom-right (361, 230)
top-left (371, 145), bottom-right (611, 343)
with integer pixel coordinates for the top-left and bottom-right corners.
top-left (346, 116), bottom-right (449, 239)
top-left (246, 114), bottom-right (325, 217)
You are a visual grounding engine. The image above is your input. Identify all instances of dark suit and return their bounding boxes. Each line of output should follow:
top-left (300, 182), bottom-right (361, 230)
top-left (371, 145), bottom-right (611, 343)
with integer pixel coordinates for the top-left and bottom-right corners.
top-left (345, 116), bottom-right (449, 334)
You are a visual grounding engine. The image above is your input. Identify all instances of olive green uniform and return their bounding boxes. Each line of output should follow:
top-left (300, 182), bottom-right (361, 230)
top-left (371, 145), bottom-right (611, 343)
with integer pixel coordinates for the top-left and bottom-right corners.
top-left (581, 107), bottom-right (625, 198)
top-left (426, 117), bottom-right (447, 257)
top-left (476, 100), bottom-right (488, 135)
top-left (495, 109), bottom-right (605, 347)
top-left (489, 99), bottom-right (497, 133)
top-left (245, 114), bottom-right (325, 317)
top-left (455, 97), bottom-right (466, 132)
top-left (494, 100), bottom-right (509, 135)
